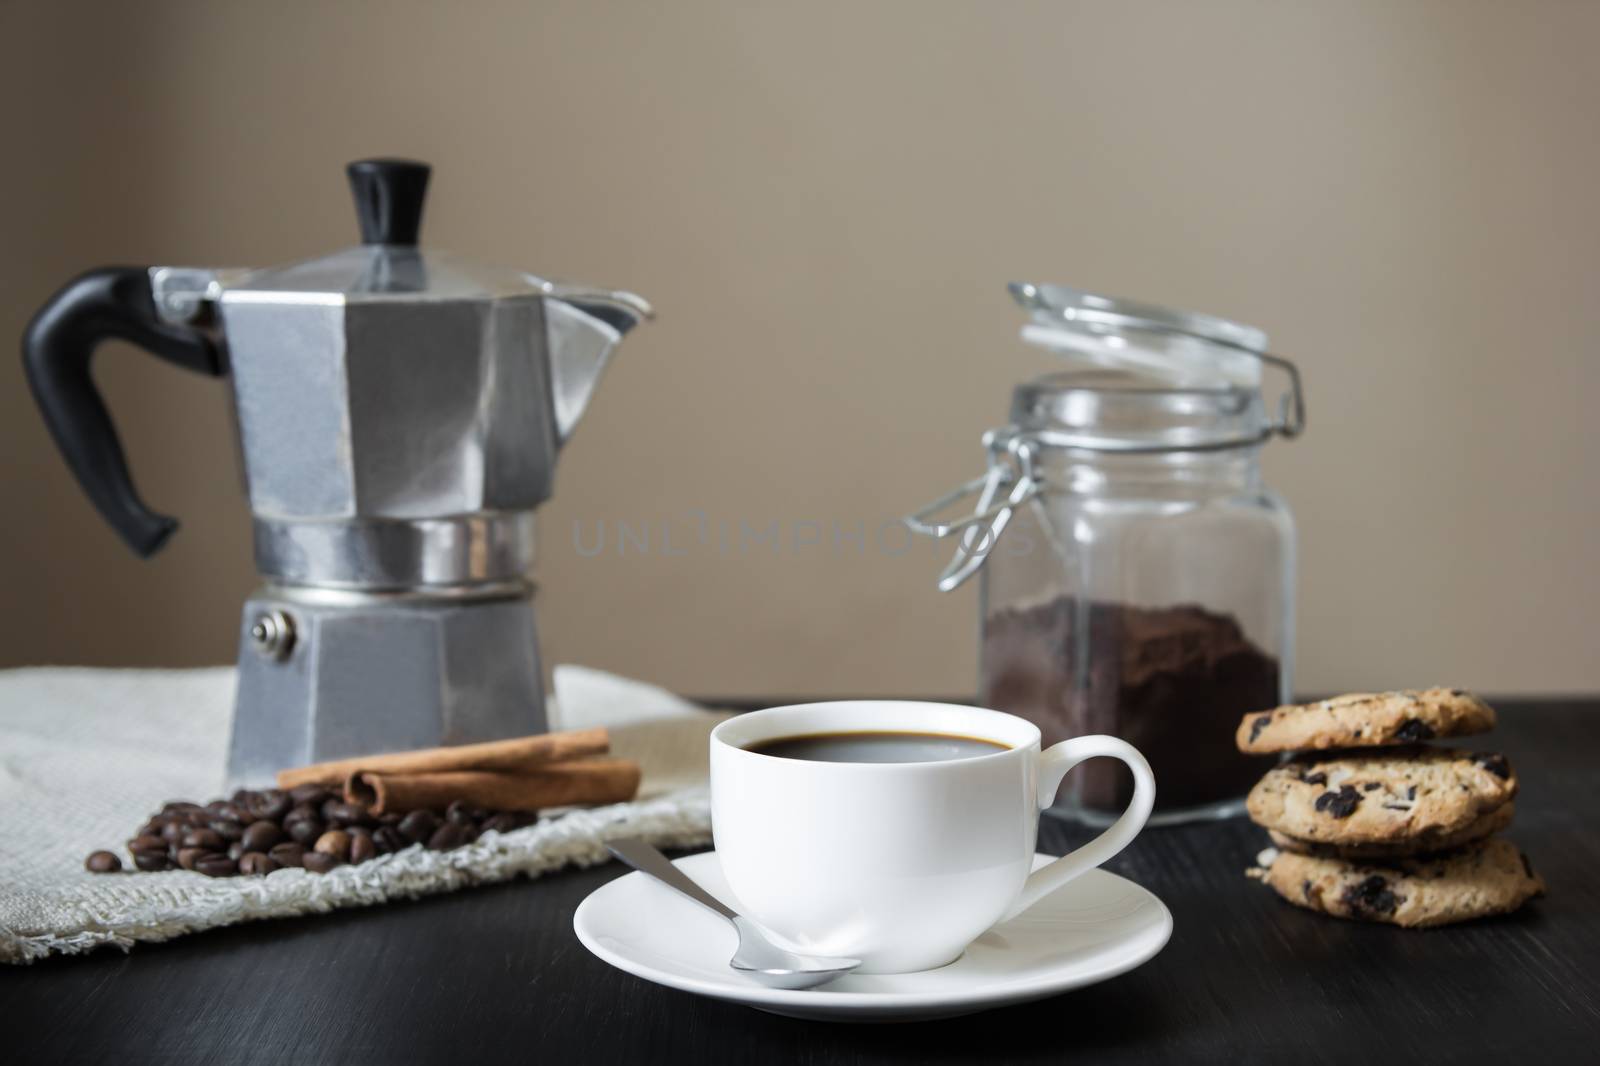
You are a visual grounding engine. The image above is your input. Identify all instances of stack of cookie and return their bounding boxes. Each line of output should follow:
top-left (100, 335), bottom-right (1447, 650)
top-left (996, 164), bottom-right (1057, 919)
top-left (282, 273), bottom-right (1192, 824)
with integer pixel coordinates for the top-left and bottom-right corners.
top-left (1236, 688), bottom-right (1544, 927)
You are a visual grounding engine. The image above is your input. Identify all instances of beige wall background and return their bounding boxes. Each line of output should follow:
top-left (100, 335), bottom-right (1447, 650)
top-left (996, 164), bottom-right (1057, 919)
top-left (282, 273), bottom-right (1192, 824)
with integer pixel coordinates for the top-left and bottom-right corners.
top-left (2, 0), bottom-right (1596, 697)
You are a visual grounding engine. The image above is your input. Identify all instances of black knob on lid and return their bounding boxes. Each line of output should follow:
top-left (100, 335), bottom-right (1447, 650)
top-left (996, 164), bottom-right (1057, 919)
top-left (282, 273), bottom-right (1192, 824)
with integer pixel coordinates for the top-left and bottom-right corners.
top-left (347, 158), bottom-right (431, 246)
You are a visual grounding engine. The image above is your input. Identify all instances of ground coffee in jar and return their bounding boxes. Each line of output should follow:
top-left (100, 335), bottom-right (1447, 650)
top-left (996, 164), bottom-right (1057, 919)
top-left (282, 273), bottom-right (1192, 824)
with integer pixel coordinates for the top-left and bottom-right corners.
top-left (908, 283), bottom-right (1305, 825)
top-left (981, 597), bottom-right (1280, 814)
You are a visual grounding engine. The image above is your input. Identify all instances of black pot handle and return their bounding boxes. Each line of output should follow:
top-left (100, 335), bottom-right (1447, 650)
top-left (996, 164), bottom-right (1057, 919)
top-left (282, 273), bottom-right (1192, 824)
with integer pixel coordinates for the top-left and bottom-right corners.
top-left (22, 267), bottom-right (225, 556)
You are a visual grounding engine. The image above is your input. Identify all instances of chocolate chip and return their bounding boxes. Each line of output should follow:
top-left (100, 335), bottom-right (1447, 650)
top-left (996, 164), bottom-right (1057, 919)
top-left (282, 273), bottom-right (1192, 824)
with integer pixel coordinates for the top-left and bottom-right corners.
top-left (1340, 875), bottom-right (1399, 915)
top-left (1249, 713), bottom-right (1274, 742)
top-left (1393, 718), bottom-right (1435, 741)
top-left (1362, 782), bottom-right (1380, 791)
top-left (1521, 852), bottom-right (1536, 880)
top-left (1301, 878), bottom-right (1313, 901)
top-left (1474, 753), bottom-right (1511, 779)
top-left (1408, 785), bottom-right (1417, 799)
top-left (1314, 786), bottom-right (1363, 818)
top-left (1301, 771), bottom-right (1327, 786)
top-left (85, 850), bottom-right (122, 873)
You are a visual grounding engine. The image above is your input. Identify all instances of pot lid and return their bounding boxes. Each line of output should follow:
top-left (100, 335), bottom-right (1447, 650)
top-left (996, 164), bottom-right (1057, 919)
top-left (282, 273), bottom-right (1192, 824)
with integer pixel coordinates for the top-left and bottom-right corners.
top-left (227, 159), bottom-right (547, 303)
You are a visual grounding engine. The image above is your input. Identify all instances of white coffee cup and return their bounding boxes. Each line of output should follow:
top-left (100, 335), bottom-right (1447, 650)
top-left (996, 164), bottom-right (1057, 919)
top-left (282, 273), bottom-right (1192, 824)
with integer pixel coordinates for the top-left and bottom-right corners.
top-left (709, 701), bottom-right (1155, 974)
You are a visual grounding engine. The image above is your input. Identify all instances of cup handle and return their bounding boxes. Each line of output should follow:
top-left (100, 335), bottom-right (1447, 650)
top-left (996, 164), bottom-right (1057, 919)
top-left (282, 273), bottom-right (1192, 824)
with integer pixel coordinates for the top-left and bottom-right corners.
top-left (1002, 735), bottom-right (1156, 920)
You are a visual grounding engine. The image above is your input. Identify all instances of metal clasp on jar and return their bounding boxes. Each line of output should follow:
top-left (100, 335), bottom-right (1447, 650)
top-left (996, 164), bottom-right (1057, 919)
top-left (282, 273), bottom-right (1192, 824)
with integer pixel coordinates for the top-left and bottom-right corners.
top-left (904, 429), bottom-right (1043, 592)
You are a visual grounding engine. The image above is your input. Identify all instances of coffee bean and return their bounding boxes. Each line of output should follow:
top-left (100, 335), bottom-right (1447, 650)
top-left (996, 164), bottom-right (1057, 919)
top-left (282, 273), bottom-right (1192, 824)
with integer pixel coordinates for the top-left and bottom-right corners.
top-left (301, 851), bottom-right (342, 874)
top-left (163, 801), bottom-right (202, 817)
top-left (228, 841), bottom-right (246, 861)
top-left (209, 818), bottom-right (245, 842)
top-left (482, 813), bottom-right (519, 835)
top-left (160, 821), bottom-right (188, 844)
top-left (314, 829), bottom-right (352, 860)
top-left (240, 821), bottom-right (283, 853)
top-left (398, 810), bottom-right (440, 844)
top-left (85, 850), bottom-right (121, 873)
top-left (177, 847), bottom-right (206, 871)
top-left (378, 812), bottom-right (403, 827)
top-left (238, 852), bottom-right (281, 876)
top-left (246, 790), bottom-right (292, 823)
top-left (285, 816), bottom-right (325, 845)
top-left (195, 853), bottom-right (237, 878)
top-left (349, 834), bottom-right (377, 864)
top-left (133, 851), bottom-right (171, 872)
top-left (269, 842), bottom-right (305, 868)
top-left (205, 799), bottom-right (231, 816)
top-left (427, 823), bottom-right (467, 851)
top-left (372, 827), bottom-right (406, 854)
top-left (446, 800), bottom-right (481, 826)
top-left (181, 827), bottom-right (226, 851)
top-left (512, 811), bottom-right (539, 829)
top-left (323, 801), bottom-right (374, 827)
top-left (128, 835), bottom-right (166, 857)
top-left (289, 784), bottom-right (330, 806)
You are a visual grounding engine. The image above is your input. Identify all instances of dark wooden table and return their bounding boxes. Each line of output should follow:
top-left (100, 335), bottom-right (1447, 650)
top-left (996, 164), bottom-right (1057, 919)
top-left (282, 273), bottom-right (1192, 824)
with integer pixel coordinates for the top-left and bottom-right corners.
top-left (6, 699), bottom-right (1598, 1064)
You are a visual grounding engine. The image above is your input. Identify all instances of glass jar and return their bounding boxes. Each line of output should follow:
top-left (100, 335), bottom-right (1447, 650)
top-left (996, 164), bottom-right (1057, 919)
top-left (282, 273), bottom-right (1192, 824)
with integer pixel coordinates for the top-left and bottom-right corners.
top-left (909, 284), bottom-right (1305, 826)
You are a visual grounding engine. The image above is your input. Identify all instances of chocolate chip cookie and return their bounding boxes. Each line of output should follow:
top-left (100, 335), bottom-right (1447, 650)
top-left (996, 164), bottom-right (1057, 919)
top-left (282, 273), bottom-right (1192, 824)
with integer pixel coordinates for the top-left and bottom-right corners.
top-left (1248, 837), bottom-right (1545, 927)
top-left (1266, 801), bottom-right (1515, 859)
top-left (1245, 746), bottom-right (1516, 847)
top-left (1236, 688), bottom-right (1494, 754)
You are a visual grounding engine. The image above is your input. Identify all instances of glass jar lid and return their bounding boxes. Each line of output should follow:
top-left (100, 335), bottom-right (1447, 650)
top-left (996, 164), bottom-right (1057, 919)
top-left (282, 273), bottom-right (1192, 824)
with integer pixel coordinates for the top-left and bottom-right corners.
top-left (903, 283), bottom-right (1307, 590)
top-left (1009, 282), bottom-right (1304, 447)
top-left (1011, 282), bottom-right (1267, 389)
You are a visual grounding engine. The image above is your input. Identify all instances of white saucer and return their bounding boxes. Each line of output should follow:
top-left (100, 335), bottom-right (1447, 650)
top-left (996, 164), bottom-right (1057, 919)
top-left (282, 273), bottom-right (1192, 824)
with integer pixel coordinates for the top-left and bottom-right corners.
top-left (572, 851), bottom-right (1173, 1022)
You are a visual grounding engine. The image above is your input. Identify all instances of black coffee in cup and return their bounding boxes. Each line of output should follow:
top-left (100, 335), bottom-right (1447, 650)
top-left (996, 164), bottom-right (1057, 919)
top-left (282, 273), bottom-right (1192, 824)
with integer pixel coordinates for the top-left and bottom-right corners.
top-left (746, 731), bottom-right (1008, 764)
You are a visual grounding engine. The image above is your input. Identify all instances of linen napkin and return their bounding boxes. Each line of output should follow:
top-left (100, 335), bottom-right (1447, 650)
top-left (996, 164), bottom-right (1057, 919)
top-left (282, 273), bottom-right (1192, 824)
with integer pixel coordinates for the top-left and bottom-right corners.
top-left (0, 664), bottom-right (726, 964)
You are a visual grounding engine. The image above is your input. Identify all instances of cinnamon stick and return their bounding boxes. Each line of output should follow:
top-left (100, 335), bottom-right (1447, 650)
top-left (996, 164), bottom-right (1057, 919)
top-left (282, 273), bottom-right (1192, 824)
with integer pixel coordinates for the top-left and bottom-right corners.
top-left (276, 728), bottom-right (611, 790)
top-left (345, 759), bottom-right (642, 815)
